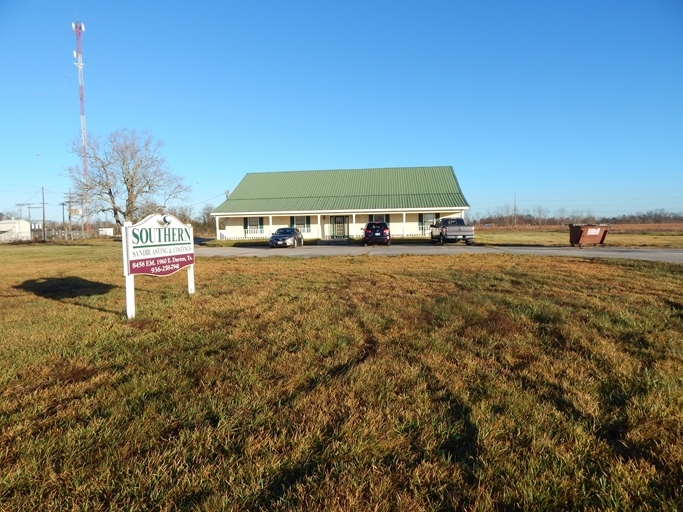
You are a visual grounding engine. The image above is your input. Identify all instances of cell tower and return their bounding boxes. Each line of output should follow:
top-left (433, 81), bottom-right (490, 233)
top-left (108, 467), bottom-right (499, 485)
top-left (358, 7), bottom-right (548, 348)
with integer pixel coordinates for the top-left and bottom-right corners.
top-left (72, 20), bottom-right (90, 233)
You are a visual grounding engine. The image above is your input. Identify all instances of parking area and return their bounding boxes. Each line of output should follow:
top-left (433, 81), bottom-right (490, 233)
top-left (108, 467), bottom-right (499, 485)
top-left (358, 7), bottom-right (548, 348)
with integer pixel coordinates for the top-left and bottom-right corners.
top-left (194, 243), bottom-right (683, 264)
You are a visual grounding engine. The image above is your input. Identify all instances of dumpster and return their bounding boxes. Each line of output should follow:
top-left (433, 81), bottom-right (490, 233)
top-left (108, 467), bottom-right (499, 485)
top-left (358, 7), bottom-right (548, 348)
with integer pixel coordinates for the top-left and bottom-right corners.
top-left (569, 224), bottom-right (609, 247)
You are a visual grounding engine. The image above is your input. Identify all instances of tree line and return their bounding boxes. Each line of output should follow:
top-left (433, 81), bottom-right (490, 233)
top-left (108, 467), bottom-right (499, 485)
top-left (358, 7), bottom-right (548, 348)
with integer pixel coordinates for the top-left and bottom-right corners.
top-left (64, 128), bottom-right (216, 235)
top-left (469, 205), bottom-right (683, 229)
top-left (2, 129), bottom-right (216, 236)
top-left (5, 128), bottom-right (680, 235)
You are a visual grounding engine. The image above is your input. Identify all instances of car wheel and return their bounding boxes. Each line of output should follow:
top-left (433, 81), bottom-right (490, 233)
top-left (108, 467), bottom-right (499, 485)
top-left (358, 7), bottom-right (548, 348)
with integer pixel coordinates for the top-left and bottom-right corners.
top-left (292, 239), bottom-right (297, 248)
top-left (363, 241), bottom-right (368, 247)
top-left (465, 240), bottom-right (472, 246)
top-left (439, 235), bottom-right (444, 246)
top-left (386, 240), bottom-right (391, 246)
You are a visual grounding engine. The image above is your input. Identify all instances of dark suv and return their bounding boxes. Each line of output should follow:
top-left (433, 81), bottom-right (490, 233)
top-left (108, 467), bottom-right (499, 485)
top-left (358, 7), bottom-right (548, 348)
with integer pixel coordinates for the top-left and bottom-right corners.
top-left (361, 222), bottom-right (391, 246)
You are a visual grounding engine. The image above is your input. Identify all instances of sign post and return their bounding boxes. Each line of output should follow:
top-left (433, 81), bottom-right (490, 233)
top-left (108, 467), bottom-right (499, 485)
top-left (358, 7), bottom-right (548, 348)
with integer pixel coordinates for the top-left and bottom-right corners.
top-left (122, 214), bottom-right (195, 319)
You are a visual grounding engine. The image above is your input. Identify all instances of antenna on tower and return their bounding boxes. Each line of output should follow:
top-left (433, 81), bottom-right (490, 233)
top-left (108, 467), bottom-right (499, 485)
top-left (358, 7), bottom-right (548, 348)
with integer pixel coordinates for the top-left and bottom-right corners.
top-left (72, 20), bottom-right (90, 235)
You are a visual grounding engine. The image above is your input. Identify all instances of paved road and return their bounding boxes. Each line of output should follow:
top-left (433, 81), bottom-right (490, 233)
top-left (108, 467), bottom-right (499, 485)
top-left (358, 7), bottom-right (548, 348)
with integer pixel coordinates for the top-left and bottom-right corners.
top-left (195, 243), bottom-right (683, 264)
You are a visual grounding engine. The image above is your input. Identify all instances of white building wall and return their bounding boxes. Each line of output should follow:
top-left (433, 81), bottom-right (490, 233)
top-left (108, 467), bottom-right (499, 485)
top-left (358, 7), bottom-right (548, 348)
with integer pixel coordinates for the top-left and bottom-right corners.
top-left (217, 217), bottom-right (249, 240)
top-left (217, 215), bottom-right (304, 239)
top-left (0, 219), bottom-right (31, 242)
top-left (215, 209), bottom-right (467, 240)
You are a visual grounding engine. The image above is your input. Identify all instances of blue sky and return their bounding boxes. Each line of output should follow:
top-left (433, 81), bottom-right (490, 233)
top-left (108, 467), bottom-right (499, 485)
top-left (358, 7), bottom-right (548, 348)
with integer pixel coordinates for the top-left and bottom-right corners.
top-left (1, 0), bottom-right (682, 222)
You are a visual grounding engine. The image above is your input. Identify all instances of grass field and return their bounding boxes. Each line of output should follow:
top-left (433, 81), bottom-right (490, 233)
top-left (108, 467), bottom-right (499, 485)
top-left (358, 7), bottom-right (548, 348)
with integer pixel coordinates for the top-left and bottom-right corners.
top-left (474, 224), bottom-right (683, 248)
top-left (1, 241), bottom-right (682, 510)
top-left (204, 223), bottom-right (683, 248)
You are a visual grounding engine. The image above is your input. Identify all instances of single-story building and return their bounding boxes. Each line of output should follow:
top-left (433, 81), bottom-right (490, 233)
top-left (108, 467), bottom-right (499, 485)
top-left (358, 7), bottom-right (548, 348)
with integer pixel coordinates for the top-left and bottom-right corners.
top-left (0, 219), bottom-right (31, 242)
top-left (211, 166), bottom-right (470, 240)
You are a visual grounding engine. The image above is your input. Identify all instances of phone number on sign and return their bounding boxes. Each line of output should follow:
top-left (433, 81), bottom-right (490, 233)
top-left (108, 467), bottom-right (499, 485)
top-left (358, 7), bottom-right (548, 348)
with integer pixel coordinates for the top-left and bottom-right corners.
top-left (130, 261), bottom-right (181, 273)
top-left (149, 264), bottom-right (180, 274)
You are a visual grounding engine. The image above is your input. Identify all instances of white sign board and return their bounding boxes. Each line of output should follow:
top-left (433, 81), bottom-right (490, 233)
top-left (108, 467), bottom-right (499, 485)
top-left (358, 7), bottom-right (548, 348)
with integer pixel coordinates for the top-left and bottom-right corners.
top-left (122, 214), bottom-right (195, 319)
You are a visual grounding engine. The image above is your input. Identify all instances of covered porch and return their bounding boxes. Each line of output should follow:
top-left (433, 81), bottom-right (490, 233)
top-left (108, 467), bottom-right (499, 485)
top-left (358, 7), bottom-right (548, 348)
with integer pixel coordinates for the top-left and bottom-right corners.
top-left (214, 211), bottom-right (466, 240)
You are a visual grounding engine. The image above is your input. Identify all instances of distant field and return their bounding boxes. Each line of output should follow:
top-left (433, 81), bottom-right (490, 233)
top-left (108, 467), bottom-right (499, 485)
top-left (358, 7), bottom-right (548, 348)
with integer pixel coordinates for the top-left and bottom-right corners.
top-left (475, 223), bottom-right (683, 248)
top-left (1, 242), bottom-right (682, 510)
top-left (609, 222), bottom-right (683, 233)
top-left (203, 223), bottom-right (683, 248)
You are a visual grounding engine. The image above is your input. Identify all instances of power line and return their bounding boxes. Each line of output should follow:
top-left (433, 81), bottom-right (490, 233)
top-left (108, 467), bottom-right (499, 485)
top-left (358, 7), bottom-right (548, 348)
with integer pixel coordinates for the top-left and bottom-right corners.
top-left (187, 194), bottom-right (226, 208)
top-left (44, 187), bottom-right (69, 198)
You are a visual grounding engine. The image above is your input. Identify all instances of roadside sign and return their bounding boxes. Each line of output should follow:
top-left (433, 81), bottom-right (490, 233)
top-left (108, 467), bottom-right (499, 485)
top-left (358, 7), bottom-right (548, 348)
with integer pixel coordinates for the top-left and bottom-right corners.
top-left (122, 214), bottom-right (195, 319)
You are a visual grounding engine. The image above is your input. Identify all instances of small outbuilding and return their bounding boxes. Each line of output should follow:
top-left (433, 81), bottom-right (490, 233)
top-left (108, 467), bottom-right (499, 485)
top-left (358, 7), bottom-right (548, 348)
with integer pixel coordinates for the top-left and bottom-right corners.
top-left (0, 219), bottom-right (31, 242)
top-left (211, 166), bottom-right (470, 240)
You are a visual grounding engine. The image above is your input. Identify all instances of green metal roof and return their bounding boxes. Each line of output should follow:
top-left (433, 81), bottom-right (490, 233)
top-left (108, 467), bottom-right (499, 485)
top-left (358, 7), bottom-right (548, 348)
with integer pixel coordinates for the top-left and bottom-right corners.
top-left (212, 166), bottom-right (469, 215)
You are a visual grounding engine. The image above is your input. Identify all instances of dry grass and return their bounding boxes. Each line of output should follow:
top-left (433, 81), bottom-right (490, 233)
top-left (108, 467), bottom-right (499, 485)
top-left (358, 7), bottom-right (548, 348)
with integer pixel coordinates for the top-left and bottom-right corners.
top-left (1, 241), bottom-right (682, 510)
top-left (475, 223), bottom-right (683, 247)
top-left (203, 224), bottom-right (683, 248)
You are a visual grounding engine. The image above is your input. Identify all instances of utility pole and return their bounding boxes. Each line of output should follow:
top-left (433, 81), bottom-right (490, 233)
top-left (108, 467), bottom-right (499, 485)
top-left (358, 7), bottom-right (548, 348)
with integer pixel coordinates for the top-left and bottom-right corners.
top-left (28, 205), bottom-right (42, 240)
top-left (60, 202), bottom-right (66, 239)
top-left (28, 206), bottom-right (41, 222)
top-left (42, 187), bottom-right (46, 241)
top-left (18, 202), bottom-right (37, 239)
top-left (15, 202), bottom-right (31, 220)
top-left (65, 191), bottom-right (77, 240)
top-left (513, 193), bottom-right (517, 230)
top-left (80, 193), bottom-right (85, 239)
top-left (69, 195), bottom-right (73, 240)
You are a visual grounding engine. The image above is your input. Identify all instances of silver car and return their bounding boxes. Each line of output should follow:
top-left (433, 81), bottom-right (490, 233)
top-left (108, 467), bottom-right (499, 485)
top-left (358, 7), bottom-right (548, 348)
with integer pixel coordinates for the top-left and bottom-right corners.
top-left (269, 227), bottom-right (304, 248)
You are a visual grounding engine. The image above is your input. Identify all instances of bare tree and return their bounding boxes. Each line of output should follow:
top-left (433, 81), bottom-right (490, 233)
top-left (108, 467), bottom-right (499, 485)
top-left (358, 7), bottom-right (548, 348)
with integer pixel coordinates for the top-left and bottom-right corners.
top-left (570, 208), bottom-right (585, 224)
top-left (199, 204), bottom-right (215, 227)
top-left (584, 208), bottom-right (596, 224)
top-left (555, 207), bottom-right (567, 227)
top-left (66, 129), bottom-right (190, 226)
top-left (167, 206), bottom-right (193, 224)
top-left (495, 204), bottom-right (515, 229)
top-left (533, 205), bottom-right (550, 229)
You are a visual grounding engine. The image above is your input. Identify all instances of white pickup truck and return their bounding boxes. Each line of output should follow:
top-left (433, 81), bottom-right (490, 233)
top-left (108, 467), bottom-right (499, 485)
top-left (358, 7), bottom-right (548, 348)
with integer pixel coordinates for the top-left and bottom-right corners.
top-left (430, 217), bottom-right (474, 245)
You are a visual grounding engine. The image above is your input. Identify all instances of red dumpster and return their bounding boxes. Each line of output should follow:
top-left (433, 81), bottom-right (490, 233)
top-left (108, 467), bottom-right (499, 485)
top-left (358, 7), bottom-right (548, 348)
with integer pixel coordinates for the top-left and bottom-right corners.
top-left (569, 224), bottom-right (609, 247)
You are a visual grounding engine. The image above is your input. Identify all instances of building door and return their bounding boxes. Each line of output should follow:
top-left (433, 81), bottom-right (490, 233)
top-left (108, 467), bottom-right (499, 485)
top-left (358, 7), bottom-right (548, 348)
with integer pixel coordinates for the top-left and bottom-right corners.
top-left (330, 216), bottom-right (349, 238)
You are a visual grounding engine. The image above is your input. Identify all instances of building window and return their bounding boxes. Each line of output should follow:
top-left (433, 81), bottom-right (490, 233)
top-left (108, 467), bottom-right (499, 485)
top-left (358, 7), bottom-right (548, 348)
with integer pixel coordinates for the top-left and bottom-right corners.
top-left (370, 214), bottom-right (385, 222)
top-left (420, 213), bottom-right (436, 234)
top-left (290, 216), bottom-right (310, 232)
top-left (244, 217), bottom-right (263, 235)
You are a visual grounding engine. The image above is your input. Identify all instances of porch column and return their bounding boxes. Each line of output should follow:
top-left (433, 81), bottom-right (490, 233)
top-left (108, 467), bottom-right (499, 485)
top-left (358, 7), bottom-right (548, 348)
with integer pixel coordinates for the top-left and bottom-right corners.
top-left (352, 214), bottom-right (356, 238)
top-left (402, 212), bottom-right (406, 237)
top-left (317, 214), bottom-right (321, 238)
top-left (269, 216), bottom-right (273, 236)
top-left (215, 216), bottom-right (220, 239)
